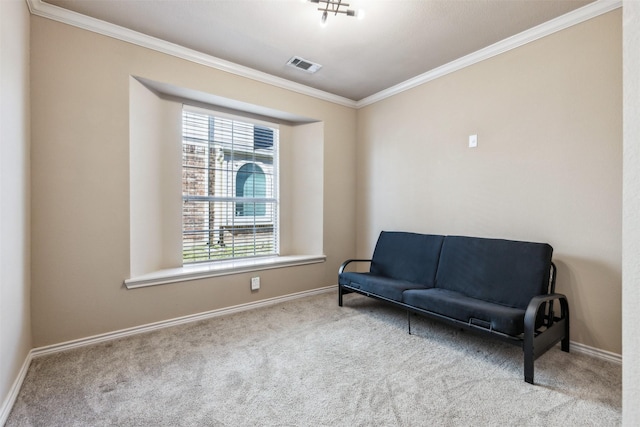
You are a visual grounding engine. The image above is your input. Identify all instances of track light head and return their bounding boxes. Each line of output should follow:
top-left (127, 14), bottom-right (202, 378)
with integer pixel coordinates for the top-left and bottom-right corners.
top-left (308, 0), bottom-right (363, 24)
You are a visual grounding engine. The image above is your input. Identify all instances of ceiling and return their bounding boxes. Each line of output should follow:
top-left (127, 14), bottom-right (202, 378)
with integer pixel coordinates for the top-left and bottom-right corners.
top-left (43, 0), bottom-right (596, 101)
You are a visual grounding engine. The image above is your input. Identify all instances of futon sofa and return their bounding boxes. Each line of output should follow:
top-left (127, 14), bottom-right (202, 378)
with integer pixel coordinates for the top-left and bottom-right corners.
top-left (338, 231), bottom-right (570, 384)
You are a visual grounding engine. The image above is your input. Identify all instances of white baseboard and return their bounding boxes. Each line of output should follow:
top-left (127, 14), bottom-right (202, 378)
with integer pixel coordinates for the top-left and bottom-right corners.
top-left (2, 285), bottom-right (621, 425)
top-left (2, 286), bottom-right (334, 424)
top-left (29, 283), bottom-right (623, 365)
top-left (0, 350), bottom-right (34, 426)
top-left (32, 285), bottom-right (337, 358)
top-left (570, 340), bottom-right (622, 364)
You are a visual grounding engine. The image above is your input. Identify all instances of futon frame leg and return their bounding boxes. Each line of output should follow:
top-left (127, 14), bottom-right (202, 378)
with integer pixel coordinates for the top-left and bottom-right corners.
top-left (338, 285), bottom-right (343, 307)
top-left (524, 354), bottom-right (534, 385)
top-left (524, 334), bottom-right (534, 384)
top-left (561, 319), bottom-right (570, 353)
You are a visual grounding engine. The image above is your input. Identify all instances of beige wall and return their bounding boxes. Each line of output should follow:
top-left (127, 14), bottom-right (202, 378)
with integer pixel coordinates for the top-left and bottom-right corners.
top-left (129, 78), bottom-right (183, 277)
top-left (357, 11), bottom-right (622, 354)
top-left (25, 0), bottom-right (626, 357)
top-left (30, 16), bottom-right (356, 347)
top-left (4, 1), bottom-right (635, 420)
top-left (286, 122), bottom-right (325, 255)
top-left (0, 0), bottom-right (31, 419)
top-left (623, 0), bottom-right (640, 424)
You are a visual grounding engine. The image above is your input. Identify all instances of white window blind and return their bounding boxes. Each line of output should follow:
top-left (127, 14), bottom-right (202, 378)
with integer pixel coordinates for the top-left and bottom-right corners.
top-left (182, 107), bottom-right (279, 263)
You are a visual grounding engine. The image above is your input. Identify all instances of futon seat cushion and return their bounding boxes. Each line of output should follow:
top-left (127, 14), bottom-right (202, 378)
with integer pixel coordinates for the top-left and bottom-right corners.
top-left (403, 288), bottom-right (527, 336)
top-left (339, 271), bottom-right (366, 288)
top-left (341, 272), bottom-right (429, 302)
top-left (370, 231), bottom-right (445, 285)
top-left (435, 236), bottom-right (552, 309)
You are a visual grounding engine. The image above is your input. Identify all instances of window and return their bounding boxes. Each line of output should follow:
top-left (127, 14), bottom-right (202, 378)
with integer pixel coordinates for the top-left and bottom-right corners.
top-left (182, 107), bottom-right (278, 264)
top-left (126, 79), bottom-right (326, 288)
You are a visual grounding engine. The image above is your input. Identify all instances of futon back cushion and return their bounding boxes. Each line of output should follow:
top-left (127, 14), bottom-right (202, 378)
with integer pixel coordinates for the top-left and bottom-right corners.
top-left (369, 231), bottom-right (445, 286)
top-left (435, 236), bottom-right (552, 309)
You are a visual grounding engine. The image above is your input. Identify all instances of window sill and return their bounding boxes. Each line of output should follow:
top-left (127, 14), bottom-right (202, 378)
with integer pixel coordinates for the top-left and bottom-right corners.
top-left (124, 254), bottom-right (327, 289)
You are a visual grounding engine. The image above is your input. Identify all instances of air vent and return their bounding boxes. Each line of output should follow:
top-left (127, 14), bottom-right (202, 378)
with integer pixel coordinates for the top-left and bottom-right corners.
top-left (286, 56), bottom-right (322, 74)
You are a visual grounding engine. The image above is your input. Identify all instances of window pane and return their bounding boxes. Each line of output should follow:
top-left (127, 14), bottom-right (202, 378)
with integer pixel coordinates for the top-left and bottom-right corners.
top-left (236, 163), bottom-right (266, 216)
top-left (182, 109), bottom-right (278, 264)
top-left (254, 126), bottom-right (274, 150)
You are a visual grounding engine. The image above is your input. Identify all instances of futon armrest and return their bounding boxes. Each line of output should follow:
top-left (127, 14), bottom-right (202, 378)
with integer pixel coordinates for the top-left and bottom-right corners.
top-left (338, 259), bottom-right (372, 275)
top-left (524, 293), bottom-right (569, 331)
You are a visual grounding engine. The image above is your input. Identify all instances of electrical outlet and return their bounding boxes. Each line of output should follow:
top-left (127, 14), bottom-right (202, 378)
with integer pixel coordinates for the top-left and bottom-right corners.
top-left (251, 277), bottom-right (260, 291)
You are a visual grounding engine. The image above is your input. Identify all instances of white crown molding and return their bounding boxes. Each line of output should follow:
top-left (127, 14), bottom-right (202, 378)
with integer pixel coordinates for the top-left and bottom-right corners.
top-left (25, 0), bottom-right (358, 109)
top-left (26, 0), bottom-right (621, 110)
top-left (356, 0), bottom-right (623, 108)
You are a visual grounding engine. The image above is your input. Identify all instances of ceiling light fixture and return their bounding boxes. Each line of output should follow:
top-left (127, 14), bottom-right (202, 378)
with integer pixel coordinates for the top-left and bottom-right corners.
top-left (309, 0), bottom-right (363, 24)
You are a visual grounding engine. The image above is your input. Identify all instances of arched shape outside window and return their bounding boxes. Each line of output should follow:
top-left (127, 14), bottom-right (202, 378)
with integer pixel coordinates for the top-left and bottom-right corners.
top-left (236, 163), bottom-right (266, 216)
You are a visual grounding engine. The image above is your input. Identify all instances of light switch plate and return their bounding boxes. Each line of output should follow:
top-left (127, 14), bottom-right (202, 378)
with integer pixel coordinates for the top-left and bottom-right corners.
top-left (469, 134), bottom-right (478, 148)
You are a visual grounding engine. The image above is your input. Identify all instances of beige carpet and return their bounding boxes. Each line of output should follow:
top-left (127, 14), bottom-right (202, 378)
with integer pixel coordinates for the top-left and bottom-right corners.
top-left (7, 291), bottom-right (621, 426)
